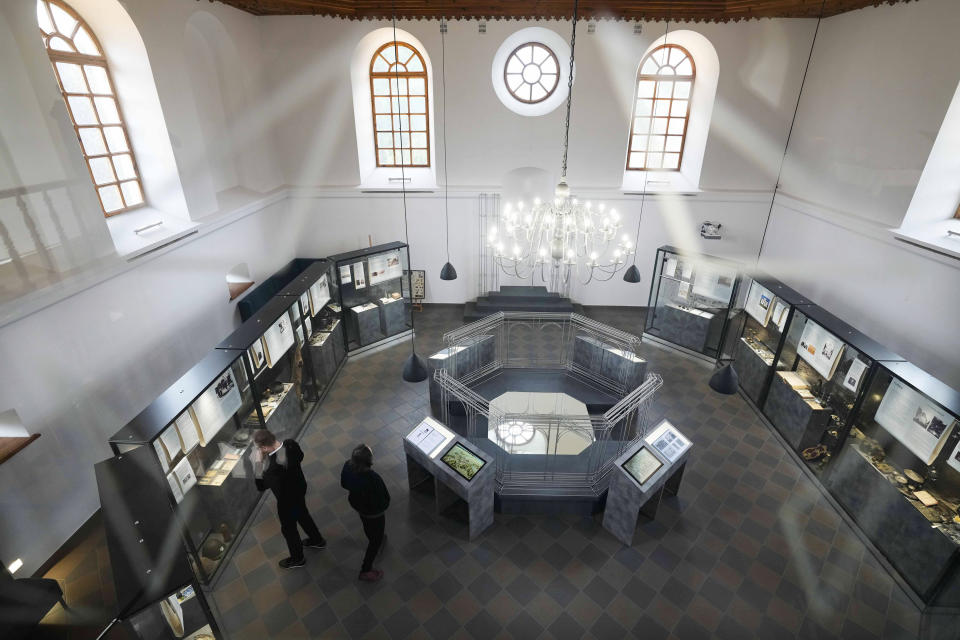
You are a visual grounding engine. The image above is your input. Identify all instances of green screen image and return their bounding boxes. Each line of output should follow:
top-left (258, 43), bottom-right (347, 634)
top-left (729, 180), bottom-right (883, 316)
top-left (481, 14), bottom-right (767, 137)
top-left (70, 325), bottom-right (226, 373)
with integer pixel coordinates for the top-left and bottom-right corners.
top-left (441, 443), bottom-right (485, 481)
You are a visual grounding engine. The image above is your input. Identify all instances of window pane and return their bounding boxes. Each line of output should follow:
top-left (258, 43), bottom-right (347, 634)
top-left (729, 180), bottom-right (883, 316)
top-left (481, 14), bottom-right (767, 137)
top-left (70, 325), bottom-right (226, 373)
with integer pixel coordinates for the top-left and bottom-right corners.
top-left (56, 62), bottom-right (87, 93)
top-left (671, 100), bottom-right (688, 117)
top-left (103, 126), bottom-right (128, 152)
top-left (374, 97), bottom-right (390, 113)
top-left (88, 156), bottom-right (116, 184)
top-left (530, 84), bottom-right (546, 101)
top-left (389, 78), bottom-right (408, 94)
top-left (674, 81), bottom-right (691, 100)
top-left (399, 149), bottom-right (411, 165)
top-left (668, 118), bottom-right (686, 135)
top-left (120, 180), bottom-right (143, 206)
top-left (409, 97), bottom-right (426, 113)
top-left (677, 59), bottom-right (693, 75)
top-left (667, 46), bottom-right (684, 66)
top-left (74, 26), bottom-right (100, 56)
top-left (98, 185), bottom-right (123, 212)
top-left (665, 136), bottom-right (682, 152)
top-left (631, 135), bottom-right (647, 151)
top-left (381, 46), bottom-right (396, 64)
top-left (38, 2), bottom-right (55, 34)
top-left (663, 153), bottom-right (680, 169)
top-left (412, 149), bottom-right (428, 165)
top-left (372, 56), bottom-right (389, 72)
top-left (113, 153), bottom-right (135, 180)
top-left (507, 75), bottom-right (524, 93)
top-left (49, 3), bottom-right (77, 35)
top-left (94, 96), bottom-right (120, 124)
top-left (635, 100), bottom-right (652, 117)
top-left (652, 118), bottom-right (668, 134)
top-left (408, 77), bottom-right (424, 94)
top-left (411, 132), bottom-right (427, 148)
top-left (78, 127), bottom-right (107, 155)
top-left (378, 149), bottom-right (394, 165)
top-left (393, 133), bottom-right (410, 149)
top-left (654, 100), bottom-right (670, 117)
top-left (640, 59), bottom-right (658, 75)
top-left (67, 95), bottom-right (97, 125)
top-left (406, 56), bottom-right (423, 72)
top-left (376, 132), bottom-right (393, 147)
top-left (541, 57), bottom-right (557, 75)
top-left (391, 97), bottom-right (408, 113)
top-left (649, 136), bottom-right (665, 152)
top-left (637, 80), bottom-right (655, 98)
top-left (372, 78), bottom-right (390, 95)
top-left (49, 36), bottom-right (74, 52)
top-left (656, 81), bottom-right (673, 99)
top-left (506, 56), bottom-right (524, 75)
top-left (628, 152), bottom-right (644, 169)
top-left (392, 114), bottom-right (409, 131)
top-left (646, 152), bottom-right (663, 169)
top-left (410, 115), bottom-right (426, 131)
top-left (375, 115), bottom-right (392, 131)
top-left (634, 117), bottom-right (650, 133)
top-left (84, 65), bottom-right (111, 94)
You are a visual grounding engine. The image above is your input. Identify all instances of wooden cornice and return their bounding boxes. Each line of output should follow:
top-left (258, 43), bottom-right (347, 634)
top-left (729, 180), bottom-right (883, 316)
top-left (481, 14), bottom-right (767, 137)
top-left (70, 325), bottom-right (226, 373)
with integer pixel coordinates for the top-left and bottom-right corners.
top-left (210, 0), bottom-right (915, 22)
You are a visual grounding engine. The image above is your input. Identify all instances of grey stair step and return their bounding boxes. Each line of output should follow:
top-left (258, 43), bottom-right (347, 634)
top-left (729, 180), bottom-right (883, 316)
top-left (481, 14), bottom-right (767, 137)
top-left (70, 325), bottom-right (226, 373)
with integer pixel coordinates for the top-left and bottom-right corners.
top-left (474, 300), bottom-right (575, 311)
top-left (491, 286), bottom-right (559, 297)
top-left (463, 301), bottom-right (584, 321)
top-left (483, 294), bottom-right (567, 304)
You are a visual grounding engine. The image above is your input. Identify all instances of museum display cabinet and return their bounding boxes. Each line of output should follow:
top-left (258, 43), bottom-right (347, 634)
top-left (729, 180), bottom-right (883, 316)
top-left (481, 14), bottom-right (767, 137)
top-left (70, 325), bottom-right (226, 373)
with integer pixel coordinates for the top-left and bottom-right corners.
top-left (728, 276), bottom-right (813, 405)
top-left (327, 242), bottom-right (411, 352)
top-left (644, 245), bottom-right (742, 359)
top-left (108, 350), bottom-right (262, 586)
top-left (216, 295), bottom-right (319, 441)
top-left (762, 305), bottom-right (903, 473)
top-left (95, 446), bottom-right (222, 639)
top-left (822, 362), bottom-right (960, 606)
top-left (276, 260), bottom-right (346, 397)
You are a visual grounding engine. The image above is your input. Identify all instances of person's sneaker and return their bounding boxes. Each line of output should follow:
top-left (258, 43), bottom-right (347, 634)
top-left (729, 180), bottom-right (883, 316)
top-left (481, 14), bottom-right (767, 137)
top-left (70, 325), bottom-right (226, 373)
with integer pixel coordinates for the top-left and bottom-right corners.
top-left (303, 538), bottom-right (327, 549)
top-left (279, 557), bottom-right (306, 569)
top-left (358, 569), bottom-right (383, 582)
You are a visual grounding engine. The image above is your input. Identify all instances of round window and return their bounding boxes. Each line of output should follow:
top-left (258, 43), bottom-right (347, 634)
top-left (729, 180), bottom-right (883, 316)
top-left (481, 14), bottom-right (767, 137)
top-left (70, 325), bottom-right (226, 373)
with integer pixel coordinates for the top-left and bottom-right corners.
top-left (504, 42), bottom-right (560, 104)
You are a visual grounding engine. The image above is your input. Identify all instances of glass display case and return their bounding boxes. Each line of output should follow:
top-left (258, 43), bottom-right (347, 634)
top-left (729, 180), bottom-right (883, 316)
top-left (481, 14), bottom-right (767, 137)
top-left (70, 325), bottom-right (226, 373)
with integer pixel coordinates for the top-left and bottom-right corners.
top-left (327, 242), bottom-right (411, 352)
top-left (644, 245), bottom-right (742, 359)
top-left (823, 361), bottom-right (960, 606)
top-left (108, 350), bottom-right (263, 585)
top-left (277, 260), bottom-right (346, 398)
top-left (728, 276), bottom-right (813, 404)
top-left (762, 305), bottom-right (903, 473)
top-left (95, 445), bottom-right (221, 639)
top-left (216, 295), bottom-right (320, 440)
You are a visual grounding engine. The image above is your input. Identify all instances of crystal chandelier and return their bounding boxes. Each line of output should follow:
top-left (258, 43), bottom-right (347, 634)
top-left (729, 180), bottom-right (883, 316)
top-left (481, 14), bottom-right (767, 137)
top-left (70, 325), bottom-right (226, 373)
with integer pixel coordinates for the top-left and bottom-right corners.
top-left (487, 0), bottom-right (637, 292)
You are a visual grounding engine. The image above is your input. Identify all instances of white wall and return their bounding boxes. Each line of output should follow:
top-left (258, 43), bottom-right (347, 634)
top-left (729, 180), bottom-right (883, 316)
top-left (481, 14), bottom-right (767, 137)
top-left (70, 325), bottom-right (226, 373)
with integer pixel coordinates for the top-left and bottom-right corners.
top-left (760, 0), bottom-right (960, 389)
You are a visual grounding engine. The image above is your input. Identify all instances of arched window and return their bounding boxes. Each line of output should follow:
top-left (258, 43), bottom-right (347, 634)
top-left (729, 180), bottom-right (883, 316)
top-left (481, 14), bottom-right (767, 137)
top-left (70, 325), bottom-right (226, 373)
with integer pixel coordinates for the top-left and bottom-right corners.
top-left (626, 44), bottom-right (696, 172)
top-left (37, 0), bottom-right (145, 216)
top-left (370, 42), bottom-right (430, 168)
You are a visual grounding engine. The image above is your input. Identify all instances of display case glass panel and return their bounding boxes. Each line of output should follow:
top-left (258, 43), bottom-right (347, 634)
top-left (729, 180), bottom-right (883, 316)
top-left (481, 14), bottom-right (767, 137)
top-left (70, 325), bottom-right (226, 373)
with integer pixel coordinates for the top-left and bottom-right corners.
top-left (328, 242), bottom-right (411, 352)
top-left (824, 361), bottom-right (960, 604)
top-left (763, 306), bottom-right (902, 474)
top-left (644, 245), bottom-right (741, 358)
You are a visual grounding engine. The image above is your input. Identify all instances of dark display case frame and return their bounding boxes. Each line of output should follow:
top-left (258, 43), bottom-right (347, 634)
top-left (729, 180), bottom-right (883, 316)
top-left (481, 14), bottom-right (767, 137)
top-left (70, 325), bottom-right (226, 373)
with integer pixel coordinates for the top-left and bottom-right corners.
top-left (327, 241), bottom-right (412, 353)
top-left (644, 245), bottom-right (743, 360)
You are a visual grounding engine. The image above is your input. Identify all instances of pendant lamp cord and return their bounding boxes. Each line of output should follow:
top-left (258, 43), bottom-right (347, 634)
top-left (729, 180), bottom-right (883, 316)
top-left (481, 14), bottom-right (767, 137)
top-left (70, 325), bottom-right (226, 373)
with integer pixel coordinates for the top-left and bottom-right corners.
top-left (441, 19), bottom-right (450, 262)
top-left (560, 0), bottom-right (579, 181)
top-left (391, 5), bottom-right (417, 352)
top-left (756, 0), bottom-right (826, 263)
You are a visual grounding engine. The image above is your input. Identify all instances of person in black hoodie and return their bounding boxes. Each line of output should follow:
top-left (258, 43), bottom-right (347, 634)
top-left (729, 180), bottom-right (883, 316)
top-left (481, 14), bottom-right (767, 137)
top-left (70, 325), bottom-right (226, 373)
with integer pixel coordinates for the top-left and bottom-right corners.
top-left (340, 443), bottom-right (390, 582)
top-left (252, 429), bottom-right (326, 569)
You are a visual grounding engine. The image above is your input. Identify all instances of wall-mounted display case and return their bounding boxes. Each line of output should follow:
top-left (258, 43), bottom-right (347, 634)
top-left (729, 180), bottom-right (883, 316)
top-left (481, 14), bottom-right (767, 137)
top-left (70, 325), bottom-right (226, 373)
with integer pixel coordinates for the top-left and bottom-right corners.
top-left (108, 350), bottom-right (261, 585)
top-left (276, 260), bottom-right (346, 396)
top-left (95, 446), bottom-right (222, 639)
top-left (327, 242), bottom-right (411, 352)
top-left (216, 296), bottom-right (319, 440)
top-left (728, 276), bottom-right (813, 404)
top-left (823, 362), bottom-right (960, 606)
top-left (644, 245), bottom-right (742, 359)
top-left (762, 305), bottom-right (903, 473)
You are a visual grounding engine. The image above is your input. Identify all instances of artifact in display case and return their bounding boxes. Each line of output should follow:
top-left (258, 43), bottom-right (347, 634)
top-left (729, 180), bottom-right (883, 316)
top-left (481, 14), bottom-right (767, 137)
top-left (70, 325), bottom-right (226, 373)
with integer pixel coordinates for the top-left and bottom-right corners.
top-left (277, 260), bottom-right (346, 396)
top-left (823, 361), bottom-right (960, 605)
top-left (217, 296), bottom-right (322, 440)
top-left (644, 246), bottom-right (741, 358)
top-left (108, 351), bottom-right (264, 585)
top-left (328, 242), bottom-right (412, 352)
top-left (762, 306), bottom-right (903, 473)
top-left (730, 277), bottom-right (812, 404)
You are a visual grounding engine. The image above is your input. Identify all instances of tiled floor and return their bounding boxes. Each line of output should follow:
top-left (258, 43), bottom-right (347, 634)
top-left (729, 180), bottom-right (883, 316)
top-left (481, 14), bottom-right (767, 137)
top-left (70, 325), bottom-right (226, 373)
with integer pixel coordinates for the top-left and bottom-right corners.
top-left (209, 305), bottom-right (923, 639)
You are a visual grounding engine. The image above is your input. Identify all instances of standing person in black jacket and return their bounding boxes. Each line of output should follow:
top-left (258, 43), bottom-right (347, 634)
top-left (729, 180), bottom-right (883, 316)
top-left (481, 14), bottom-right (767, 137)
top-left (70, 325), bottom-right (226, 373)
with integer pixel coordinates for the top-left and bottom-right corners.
top-left (340, 444), bottom-right (390, 582)
top-left (252, 429), bottom-right (326, 569)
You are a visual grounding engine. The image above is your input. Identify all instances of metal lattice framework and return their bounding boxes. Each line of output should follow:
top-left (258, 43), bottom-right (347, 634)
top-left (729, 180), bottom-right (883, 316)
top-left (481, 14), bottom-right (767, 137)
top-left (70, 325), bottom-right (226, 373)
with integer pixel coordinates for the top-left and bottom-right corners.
top-left (434, 312), bottom-right (662, 496)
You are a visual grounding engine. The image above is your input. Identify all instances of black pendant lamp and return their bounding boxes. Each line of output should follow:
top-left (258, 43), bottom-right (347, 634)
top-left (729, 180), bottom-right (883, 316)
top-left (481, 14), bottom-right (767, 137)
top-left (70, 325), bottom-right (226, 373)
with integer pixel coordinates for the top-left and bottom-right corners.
top-left (709, 364), bottom-right (740, 395)
top-left (438, 19), bottom-right (458, 281)
top-left (389, 10), bottom-right (428, 382)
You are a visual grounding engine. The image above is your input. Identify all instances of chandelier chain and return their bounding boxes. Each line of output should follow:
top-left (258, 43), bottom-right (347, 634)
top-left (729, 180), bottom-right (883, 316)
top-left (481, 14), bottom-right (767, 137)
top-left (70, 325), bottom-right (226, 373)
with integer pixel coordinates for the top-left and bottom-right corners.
top-left (560, 0), bottom-right (579, 181)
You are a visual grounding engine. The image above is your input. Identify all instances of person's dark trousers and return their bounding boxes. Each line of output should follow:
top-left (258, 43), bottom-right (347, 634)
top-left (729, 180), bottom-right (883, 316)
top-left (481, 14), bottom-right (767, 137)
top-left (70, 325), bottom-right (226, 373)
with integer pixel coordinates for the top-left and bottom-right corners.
top-left (279, 496), bottom-right (323, 560)
top-left (360, 515), bottom-right (385, 572)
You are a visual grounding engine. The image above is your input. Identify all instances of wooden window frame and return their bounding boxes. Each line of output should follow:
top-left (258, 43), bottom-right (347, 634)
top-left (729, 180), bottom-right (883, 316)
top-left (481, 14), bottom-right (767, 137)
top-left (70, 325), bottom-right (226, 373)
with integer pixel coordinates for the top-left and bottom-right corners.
top-left (38, 0), bottom-right (146, 217)
top-left (369, 41), bottom-right (431, 169)
top-left (626, 44), bottom-right (696, 173)
top-left (503, 42), bottom-right (560, 105)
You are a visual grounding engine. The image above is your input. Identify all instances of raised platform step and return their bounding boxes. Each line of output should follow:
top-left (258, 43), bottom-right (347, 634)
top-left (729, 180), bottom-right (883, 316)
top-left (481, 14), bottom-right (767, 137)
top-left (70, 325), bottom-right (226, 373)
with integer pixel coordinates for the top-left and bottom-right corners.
top-left (491, 285), bottom-right (560, 297)
top-left (464, 301), bottom-right (583, 321)
top-left (475, 298), bottom-right (574, 311)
